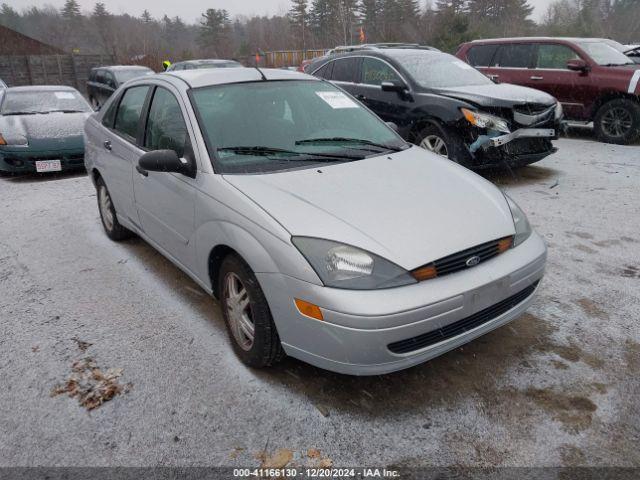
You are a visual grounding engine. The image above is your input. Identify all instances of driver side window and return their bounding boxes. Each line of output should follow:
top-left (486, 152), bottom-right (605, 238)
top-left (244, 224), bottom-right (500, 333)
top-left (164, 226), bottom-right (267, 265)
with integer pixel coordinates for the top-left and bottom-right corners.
top-left (144, 87), bottom-right (189, 158)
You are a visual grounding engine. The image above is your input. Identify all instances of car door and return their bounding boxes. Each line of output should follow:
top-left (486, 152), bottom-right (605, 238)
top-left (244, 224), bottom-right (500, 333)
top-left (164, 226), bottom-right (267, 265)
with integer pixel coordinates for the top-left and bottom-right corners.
top-left (133, 85), bottom-right (197, 269)
top-left (531, 43), bottom-right (594, 120)
top-left (101, 71), bottom-right (117, 105)
top-left (101, 85), bottom-right (151, 226)
top-left (357, 56), bottom-right (413, 129)
top-left (488, 43), bottom-right (536, 86)
top-left (328, 57), bottom-right (361, 98)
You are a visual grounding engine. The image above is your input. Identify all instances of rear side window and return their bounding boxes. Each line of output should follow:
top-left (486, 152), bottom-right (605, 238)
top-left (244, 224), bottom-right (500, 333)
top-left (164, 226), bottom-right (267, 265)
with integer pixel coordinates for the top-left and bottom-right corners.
top-left (144, 87), bottom-right (189, 158)
top-left (495, 44), bottom-right (535, 68)
top-left (101, 95), bottom-right (119, 128)
top-left (536, 44), bottom-right (580, 69)
top-left (331, 58), bottom-right (358, 82)
top-left (467, 45), bottom-right (498, 67)
top-left (313, 62), bottom-right (333, 79)
top-left (361, 58), bottom-right (401, 85)
top-left (113, 86), bottom-right (150, 142)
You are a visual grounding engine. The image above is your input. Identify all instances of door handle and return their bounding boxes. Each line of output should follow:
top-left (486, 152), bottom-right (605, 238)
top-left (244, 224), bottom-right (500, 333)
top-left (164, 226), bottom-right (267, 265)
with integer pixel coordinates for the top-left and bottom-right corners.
top-left (530, 76), bottom-right (544, 80)
top-left (488, 74), bottom-right (499, 80)
top-left (355, 94), bottom-right (367, 101)
top-left (103, 140), bottom-right (112, 151)
top-left (135, 165), bottom-right (148, 177)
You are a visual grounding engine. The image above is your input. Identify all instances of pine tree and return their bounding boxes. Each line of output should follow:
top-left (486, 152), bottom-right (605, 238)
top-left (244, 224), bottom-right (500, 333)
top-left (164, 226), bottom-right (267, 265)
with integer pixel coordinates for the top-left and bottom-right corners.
top-left (61, 0), bottom-right (81, 20)
top-left (141, 9), bottom-right (152, 23)
top-left (289, 0), bottom-right (309, 49)
top-left (309, 0), bottom-right (334, 47)
top-left (199, 9), bottom-right (231, 56)
top-left (357, 0), bottom-right (380, 43)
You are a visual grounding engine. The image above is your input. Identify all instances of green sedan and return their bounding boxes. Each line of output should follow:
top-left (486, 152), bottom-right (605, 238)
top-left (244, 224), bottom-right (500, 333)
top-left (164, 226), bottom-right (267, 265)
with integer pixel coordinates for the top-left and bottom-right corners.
top-left (0, 86), bottom-right (92, 174)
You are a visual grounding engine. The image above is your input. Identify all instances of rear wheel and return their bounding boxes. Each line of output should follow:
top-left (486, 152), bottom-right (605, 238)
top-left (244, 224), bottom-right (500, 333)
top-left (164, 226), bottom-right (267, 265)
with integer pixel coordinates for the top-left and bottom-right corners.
top-left (218, 254), bottom-right (284, 368)
top-left (96, 177), bottom-right (133, 241)
top-left (416, 123), bottom-right (472, 166)
top-left (594, 98), bottom-right (640, 145)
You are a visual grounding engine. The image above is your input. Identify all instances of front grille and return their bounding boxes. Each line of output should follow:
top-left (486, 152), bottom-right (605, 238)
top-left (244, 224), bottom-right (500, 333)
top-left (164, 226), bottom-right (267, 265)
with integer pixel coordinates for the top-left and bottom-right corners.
top-left (388, 281), bottom-right (539, 354)
top-left (513, 104), bottom-right (551, 115)
top-left (433, 237), bottom-right (507, 277)
top-left (503, 138), bottom-right (551, 156)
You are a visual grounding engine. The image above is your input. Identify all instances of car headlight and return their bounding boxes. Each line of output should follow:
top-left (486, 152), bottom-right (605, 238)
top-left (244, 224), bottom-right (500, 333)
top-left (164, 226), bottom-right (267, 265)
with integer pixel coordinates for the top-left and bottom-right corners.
top-left (504, 195), bottom-right (532, 247)
top-left (461, 108), bottom-right (510, 133)
top-left (0, 133), bottom-right (28, 146)
top-left (554, 102), bottom-right (563, 120)
top-left (292, 237), bottom-right (416, 290)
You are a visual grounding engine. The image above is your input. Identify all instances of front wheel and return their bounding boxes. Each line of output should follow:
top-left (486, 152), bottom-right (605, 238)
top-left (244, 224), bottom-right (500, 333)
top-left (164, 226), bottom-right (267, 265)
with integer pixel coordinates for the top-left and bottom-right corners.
top-left (594, 98), bottom-right (640, 145)
top-left (218, 254), bottom-right (284, 368)
top-left (415, 123), bottom-right (472, 166)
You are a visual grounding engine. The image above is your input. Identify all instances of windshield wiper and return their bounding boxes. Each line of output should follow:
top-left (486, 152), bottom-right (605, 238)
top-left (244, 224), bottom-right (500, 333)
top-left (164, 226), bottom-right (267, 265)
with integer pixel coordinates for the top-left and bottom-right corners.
top-left (46, 109), bottom-right (86, 113)
top-left (602, 62), bottom-right (635, 66)
top-left (2, 111), bottom-right (39, 116)
top-left (216, 146), bottom-right (365, 161)
top-left (295, 137), bottom-right (405, 152)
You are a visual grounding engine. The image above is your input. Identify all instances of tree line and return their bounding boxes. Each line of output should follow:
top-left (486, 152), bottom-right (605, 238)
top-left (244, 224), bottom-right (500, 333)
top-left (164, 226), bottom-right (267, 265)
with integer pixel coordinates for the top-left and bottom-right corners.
top-left (0, 0), bottom-right (638, 69)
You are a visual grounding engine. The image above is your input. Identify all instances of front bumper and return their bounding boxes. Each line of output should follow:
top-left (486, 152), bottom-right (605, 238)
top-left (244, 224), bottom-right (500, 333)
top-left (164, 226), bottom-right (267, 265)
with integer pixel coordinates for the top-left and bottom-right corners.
top-left (469, 122), bottom-right (564, 168)
top-left (258, 232), bottom-right (547, 375)
top-left (0, 149), bottom-right (85, 173)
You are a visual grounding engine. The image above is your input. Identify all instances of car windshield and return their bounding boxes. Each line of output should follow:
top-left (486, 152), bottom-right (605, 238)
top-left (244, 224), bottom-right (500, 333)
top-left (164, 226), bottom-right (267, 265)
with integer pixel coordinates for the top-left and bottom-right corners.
top-left (194, 61), bottom-right (241, 69)
top-left (1, 90), bottom-right (91, 115)
top-left (191, 80), bottom-right (406, 174)
top-left (115, 69), bottom-right (154, 83)
top-left (576, 41), bottom-right (633, 65)
top-left (393, 52), bottom-right (493, 88)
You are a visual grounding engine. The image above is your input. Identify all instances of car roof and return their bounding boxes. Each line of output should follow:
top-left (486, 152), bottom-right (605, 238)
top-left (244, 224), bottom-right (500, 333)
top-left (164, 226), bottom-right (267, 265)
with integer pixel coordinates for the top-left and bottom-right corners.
top-left (468, 37), bottom-right (617, 45)
top-left (5, 85), bottom-right (78, 92)
top-left (161, 67), bottom-right (316, 88)
top-left (328, 47), bottom-right (446, 62)
top-left (93, 65), bottom-right (153, 71)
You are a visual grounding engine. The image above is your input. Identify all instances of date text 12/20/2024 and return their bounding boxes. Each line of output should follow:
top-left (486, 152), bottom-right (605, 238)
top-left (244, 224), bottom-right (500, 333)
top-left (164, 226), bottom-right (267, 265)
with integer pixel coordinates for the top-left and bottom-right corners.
top-left (233, 468), bottom-right (401, 478)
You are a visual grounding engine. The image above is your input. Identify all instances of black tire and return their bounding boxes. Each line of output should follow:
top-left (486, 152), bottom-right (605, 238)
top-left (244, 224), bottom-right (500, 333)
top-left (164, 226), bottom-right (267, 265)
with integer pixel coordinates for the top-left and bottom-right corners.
top-left (218, 254), bottom-right (284, 368)
top-left (593, 98), bottom-right (640, 145)
top-left (96, 177), bottom-right (133, 241)
top-left (415, 122), bottom-right (472, 166)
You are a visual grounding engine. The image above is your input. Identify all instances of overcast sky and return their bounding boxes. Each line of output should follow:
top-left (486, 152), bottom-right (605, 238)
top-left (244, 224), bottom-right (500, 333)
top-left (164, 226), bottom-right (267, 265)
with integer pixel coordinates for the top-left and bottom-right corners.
top-left (7, 0), bottom-right (555, 23)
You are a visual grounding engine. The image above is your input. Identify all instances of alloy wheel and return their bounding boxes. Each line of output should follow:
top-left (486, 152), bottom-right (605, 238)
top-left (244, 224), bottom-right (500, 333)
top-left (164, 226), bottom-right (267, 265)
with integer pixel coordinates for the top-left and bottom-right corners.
top-left (223, 272), bottom-right (255, 351)
top-left (99, 185), bottom-right (114, 231)
top-left (601, 107), bottom-right (633, 138)
top-left (420, 135), bottom-right (449, 158)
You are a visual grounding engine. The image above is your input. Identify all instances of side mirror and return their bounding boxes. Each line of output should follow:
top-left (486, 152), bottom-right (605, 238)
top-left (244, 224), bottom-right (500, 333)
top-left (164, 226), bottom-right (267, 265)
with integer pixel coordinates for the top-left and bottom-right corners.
top-left (567, 59), bottom-right (589, 73)
top-left (386, 121), bottom-right (399, 132)
top-left (138, 150), bottom-right (189, 176)
top-left (381, 81), bottom-right (407, 94)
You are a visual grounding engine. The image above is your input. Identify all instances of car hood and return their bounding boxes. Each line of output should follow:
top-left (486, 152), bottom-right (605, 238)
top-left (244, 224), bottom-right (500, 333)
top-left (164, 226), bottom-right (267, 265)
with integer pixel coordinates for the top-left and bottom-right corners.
top-left (223, 147), bottom-right (516, 270)
top-left (433, 83), bottom-right (557, 109)
top-left (0, 112), bottom-right (89, 150)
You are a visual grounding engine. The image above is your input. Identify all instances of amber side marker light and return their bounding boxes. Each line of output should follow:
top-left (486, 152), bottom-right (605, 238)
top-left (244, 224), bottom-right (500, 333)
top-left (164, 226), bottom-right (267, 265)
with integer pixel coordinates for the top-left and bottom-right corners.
top-left (0, 135), bottom-right (7, 146)
top-left (295, 298), bottom-right (324, 321)
top-left (411, 264), bottom-right (437, 282)
top-left (498, 236), bottom-right (514, 253)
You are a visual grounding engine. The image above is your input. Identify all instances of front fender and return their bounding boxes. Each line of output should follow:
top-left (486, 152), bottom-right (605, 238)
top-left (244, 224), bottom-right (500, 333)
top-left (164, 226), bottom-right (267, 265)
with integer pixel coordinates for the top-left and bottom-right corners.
top-left (193, 220), bottom-right (321, 292)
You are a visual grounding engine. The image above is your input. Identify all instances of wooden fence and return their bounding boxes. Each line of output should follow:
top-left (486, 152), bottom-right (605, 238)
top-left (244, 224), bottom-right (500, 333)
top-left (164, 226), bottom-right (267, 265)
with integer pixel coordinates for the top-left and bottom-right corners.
top-left (263, 50), bottom-right (328, 68)
top-left (0, 54), bottom-right (116, 94)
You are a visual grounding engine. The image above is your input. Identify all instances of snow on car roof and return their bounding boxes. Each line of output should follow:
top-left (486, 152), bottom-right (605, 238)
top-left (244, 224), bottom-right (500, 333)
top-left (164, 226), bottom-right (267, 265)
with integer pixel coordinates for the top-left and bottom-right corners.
top-left (163, 67), bottom-right (316, 88)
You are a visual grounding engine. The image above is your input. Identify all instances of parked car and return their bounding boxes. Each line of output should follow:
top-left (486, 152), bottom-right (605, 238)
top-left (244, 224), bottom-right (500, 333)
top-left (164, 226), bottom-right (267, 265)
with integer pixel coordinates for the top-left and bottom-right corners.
top-left (0, 86), bottom-right (92, 174)
top-left (625, 45), bottom-right (640, 64)
top-left (456, 37), bottom-right (640, 144)
top-left (87, 65), bottom-right (154, 110)
top-left (310, 46), bottom-right (562, 168)
top-left (166, 59), bottom-right (242, 71)
top-left (84, 68), bottom-right (546, 375)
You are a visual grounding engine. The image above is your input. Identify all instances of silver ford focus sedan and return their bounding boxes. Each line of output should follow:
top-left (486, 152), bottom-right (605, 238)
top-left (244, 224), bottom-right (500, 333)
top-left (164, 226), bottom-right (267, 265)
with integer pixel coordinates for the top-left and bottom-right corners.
top-left (84, 68), bottom-right (546, 375)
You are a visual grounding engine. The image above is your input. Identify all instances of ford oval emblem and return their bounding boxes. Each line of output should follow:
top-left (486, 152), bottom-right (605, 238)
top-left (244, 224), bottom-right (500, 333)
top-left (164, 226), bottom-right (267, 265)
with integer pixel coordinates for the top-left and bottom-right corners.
top-left (466, 255), bottom-right (481, 267)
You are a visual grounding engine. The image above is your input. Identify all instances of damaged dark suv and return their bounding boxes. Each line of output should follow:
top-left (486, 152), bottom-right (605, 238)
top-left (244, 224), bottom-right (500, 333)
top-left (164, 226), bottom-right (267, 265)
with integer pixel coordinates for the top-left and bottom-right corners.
top-left (309, 46), bottom-right (563, 168)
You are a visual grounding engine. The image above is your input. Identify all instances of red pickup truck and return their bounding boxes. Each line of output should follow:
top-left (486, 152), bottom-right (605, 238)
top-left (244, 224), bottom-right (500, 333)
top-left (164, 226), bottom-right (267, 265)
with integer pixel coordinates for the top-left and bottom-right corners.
top-left (456, 37), bottom-right (640, 144)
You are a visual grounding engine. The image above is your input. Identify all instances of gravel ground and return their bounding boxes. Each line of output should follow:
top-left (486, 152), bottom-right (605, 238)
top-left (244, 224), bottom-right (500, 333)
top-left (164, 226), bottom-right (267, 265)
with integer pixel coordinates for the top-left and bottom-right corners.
top-left (0, 134), bottom-right (638, 469)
